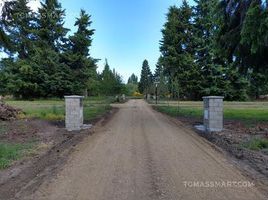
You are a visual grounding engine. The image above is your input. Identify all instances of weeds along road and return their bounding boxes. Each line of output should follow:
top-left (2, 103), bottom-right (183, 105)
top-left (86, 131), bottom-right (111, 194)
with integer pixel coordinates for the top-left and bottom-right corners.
top-left (26, 100), bottom-right (266, 200)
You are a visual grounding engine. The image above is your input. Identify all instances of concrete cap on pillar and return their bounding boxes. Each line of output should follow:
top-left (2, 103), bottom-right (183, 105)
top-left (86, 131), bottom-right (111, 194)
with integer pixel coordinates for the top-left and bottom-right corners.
top-left (64, 95), bottom-right (84, 99)
top-left (202, 96), bottom-right (224, 99)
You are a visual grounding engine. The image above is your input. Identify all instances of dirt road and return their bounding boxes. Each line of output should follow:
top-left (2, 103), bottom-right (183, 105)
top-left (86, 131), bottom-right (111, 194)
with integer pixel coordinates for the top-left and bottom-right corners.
top-left (24, 100), bottom-right (266, 200)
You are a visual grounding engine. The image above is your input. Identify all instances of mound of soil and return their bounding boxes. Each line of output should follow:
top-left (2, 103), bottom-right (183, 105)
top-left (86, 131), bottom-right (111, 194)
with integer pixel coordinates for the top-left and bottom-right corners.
top-left (0, 101), bottom-right (20, 121)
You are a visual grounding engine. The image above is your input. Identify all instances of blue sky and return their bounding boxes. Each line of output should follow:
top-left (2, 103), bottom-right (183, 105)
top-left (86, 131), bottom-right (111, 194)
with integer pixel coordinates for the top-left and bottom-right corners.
top-left (0, 0), bottom-right (194, 82)
top-left (61, 0), bottom-right (194, 82)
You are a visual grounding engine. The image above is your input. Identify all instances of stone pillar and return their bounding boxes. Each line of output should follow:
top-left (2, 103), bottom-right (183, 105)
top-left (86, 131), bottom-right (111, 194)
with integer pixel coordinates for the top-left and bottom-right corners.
top-left (64, 96), bottom-right (84, 131)
top-left (122, 94), bottom-right (126, 101)
top-left (203, 96), bottom-right (224, 132)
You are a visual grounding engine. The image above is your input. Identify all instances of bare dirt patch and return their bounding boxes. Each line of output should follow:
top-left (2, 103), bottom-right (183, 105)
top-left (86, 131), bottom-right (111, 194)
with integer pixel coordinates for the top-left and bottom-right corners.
top-left (164, 114), bottom-right (268, 189)
top-left (0, 108), bottom-right (118, 200)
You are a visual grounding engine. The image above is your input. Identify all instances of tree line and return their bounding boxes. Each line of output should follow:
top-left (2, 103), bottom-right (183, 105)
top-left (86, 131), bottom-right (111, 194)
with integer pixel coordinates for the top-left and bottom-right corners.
top-left (139, 0), bottom-right (268, 100)
top-left (0, 0), bottom-right (124, 99)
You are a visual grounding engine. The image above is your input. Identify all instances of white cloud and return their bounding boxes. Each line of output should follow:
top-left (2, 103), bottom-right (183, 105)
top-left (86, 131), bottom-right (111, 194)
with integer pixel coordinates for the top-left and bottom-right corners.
top-left (0, 0), bottom-right (6, 11)
top-left (0, 0), bottom-right (41, 13)
top-left (27, 0), bottom-right (41, 12)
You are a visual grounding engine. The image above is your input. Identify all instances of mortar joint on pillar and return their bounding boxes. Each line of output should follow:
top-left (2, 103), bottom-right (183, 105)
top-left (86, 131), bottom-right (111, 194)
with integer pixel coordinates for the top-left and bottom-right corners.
top-left (202, 96), bottom-right (224, 133)
top-left (64, 95), bottom-right (84, 131)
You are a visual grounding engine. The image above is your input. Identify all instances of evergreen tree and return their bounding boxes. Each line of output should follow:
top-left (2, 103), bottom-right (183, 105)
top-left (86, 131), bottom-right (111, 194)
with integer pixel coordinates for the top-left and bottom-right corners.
top-left (0, 0), bottom-right (101, 98)
top-left (216, 0), bottom-right (268, 98)
top-left (33, 0), bottom-right (71, 97)
top-left (159, 5), bottom-right (180, 80)
top-left (100, 59), bottom-right (124, 96)
top-left (154, 60), bottom-right (164, 81)
top-left (126, 73), bottom-right (138, 96)
top-left (37, 0), bottom-right (69, 51)
top-left (127, 73), bottom-right (138, 84)
top-left (112, 68), bottom-right (124, 95)
top-left (194, 0), bottom-right (215, 94)
top-left (0, 0), bottom-right (35, 58)
top-left (63, 10), bottom-right (96, 95)
top-left (138, 59), bottom-right (153, 97)
top-left (160, 1), bottom-right (200, 99)
top-left (154, 61), bottom-right (168, 98)
top-left (193, 0), bottom-right (231, 98)
top-left (100, 59), bottom-right (113, 95)
top-left (0, 1), bottom-right (14, 54)
top-left (0, 0), bottom-right (43, 98)
top-left (240, 0), bottom-right (268, 98)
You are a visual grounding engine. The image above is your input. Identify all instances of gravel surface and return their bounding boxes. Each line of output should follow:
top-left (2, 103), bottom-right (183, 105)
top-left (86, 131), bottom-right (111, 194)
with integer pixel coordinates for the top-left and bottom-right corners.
top-left (20, 100), bottom-right (266, 200)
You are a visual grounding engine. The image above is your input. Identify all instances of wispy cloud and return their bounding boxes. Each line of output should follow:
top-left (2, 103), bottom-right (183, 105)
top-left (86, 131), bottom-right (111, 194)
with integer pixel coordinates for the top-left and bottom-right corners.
top-left (27, 0), bottom-right (41, 12)
top-left (0, 0), bottom-right (41, 13)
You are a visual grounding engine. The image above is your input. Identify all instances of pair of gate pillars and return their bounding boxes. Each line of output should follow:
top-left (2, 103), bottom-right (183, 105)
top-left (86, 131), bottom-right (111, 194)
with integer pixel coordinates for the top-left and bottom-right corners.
top-left (64, 95), bottom-right (224, 132)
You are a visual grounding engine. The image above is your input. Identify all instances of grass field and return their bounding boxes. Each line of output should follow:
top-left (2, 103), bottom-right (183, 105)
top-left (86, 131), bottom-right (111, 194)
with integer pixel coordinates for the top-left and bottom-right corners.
top-left (0, 97), bottom-right (114, 169)
top-left (151, 100), bottom-right (268, 122)
top-left (0, 142), bottom-right (34, 169)
top-left (5, 96), bottom-right (114, 121)
top-left (242, 138), bottom-right (268, 151)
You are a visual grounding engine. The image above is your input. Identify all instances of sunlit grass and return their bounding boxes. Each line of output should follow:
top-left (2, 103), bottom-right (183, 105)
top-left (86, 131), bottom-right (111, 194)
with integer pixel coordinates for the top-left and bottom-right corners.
top-left (242, 138), bottom-right (268, 151)
top-left (0, 142), bottom-right (34, 169)
top-left (152, 100), bottom-right (268, 122)
top-left (5, 96), bottom-right (114, 121)
top-left (0, 97), bottom-right (115, 170)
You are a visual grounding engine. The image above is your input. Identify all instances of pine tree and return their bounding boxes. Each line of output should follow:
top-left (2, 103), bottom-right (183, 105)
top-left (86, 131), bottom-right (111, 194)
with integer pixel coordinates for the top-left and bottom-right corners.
top-left (154, 60), bottom-right (164, 81)
top-left (0, 0), bottom-right (44, 98)
top-left (32, 0), bottom-right (71, 97)
top-left (216, 0), bottom-right (250, 66)
top-left (216, 0), bottom-right (268, 99)
top-left (127, 73), bottom-right (138, 84)
top-left (193, 0), bottom-right (228, 97)
top-left (240, 0), bottom-right (268, 98)
top-left (160, 1), bottom-right (200, 100)
top-left (126, 74), bottom-right (138, 96)
top-left (100, 59), bottom-right (123, 96)
top-left (1, 0), bottom-right (35, 58)
top-left (0, 2), bottom-right (14, 54)
top-left (154, 61), bottom-right (168, 98)
top-left (101, 59), bottom-right (113, 95)
top-left (63, 9), bottom-right (96, 95)
top-left (112, 68), bottom-right (124, 95)
top-left (37, 0), bottom-right (69, 51)
top-left (0, 0), bottom-right (101, 98)
top-left (159, 5), bottom-right (180, 79)
top-left (138, 59), bottom-right (153, 97)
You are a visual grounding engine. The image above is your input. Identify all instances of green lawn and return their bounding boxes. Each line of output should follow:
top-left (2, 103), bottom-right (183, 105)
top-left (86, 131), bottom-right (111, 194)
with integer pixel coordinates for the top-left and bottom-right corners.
top-left (6, 96), bottom-right (114, 121)
top-left (242, 138), bottom-right (268, 151)
top-left (0, 122), bottom-right (8, 135)
top-left (0, 142), bottom-right (34, 169)
top-left (0, 97), bottom-right (114, 170)
top-left (152, 101), bottom-right (268, 122)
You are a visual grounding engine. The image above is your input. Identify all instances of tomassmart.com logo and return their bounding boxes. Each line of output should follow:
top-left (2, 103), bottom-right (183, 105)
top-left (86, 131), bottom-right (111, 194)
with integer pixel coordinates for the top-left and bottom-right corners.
top-left (0, 0), bottom-right (41, 12)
